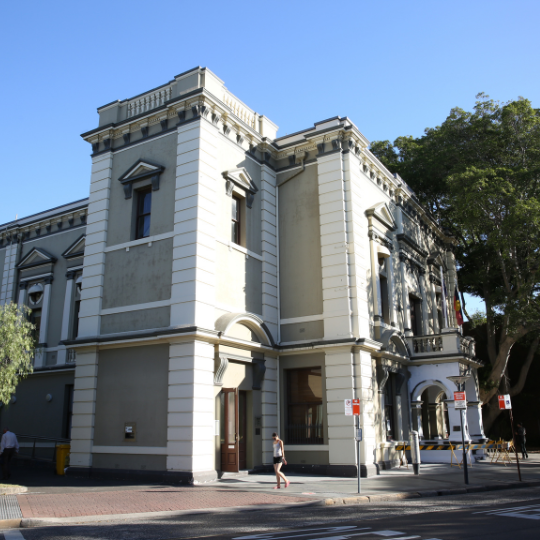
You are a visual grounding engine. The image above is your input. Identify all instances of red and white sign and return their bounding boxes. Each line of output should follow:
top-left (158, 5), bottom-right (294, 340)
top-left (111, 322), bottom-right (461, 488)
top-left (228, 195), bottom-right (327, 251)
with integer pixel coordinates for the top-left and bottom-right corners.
top-left (498, 394), bottom-right (512, 410)
top-left (454, 391), bottom-right (467, 409)
top-left (344, 399), bottom-right (353, 416)
top-left (352, 398), bottom-right (361, 416)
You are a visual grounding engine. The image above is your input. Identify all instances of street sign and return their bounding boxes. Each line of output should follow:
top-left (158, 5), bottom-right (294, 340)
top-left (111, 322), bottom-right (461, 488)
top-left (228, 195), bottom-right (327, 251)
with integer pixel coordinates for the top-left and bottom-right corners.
top-left (454, 391), bottom-right (467, 409)
top-left (501, 394), bottom-right (512, 409)
top-left (498, 395), bottom-right (506, 410)
top-left (356, 428), bottom-right (362, 441)
top-left (344, 399), bottom-right (353, 416)
top-left (352, 398), bottom-right (360, 416)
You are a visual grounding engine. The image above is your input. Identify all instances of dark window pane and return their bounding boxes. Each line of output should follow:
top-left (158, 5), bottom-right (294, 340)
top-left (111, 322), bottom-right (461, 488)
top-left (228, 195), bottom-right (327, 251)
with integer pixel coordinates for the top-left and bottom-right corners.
top-left (143, 215), bottom-right (151, 237)
top-left (142, 191), bottom-right (152, 214)
top-left (286, 368), bottom-right (323, 444)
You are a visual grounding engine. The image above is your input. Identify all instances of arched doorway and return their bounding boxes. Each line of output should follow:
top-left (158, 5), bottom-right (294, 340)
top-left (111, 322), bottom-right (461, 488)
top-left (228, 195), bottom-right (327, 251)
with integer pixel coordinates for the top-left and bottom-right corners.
top-left (420, 388), bottom-right (449, 440)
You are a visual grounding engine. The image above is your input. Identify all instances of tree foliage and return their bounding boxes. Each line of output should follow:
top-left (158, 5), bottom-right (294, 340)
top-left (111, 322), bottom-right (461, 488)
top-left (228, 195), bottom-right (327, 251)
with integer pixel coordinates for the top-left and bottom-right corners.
top-left (371, 94), bottom-right (540, 432)
top-left (0, 302), bottom-right (35, 405)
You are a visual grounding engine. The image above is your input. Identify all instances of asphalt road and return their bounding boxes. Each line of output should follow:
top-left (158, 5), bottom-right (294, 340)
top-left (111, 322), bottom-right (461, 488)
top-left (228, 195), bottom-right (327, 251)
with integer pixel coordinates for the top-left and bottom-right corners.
top-left (2, 487), bottom-right (540, 540)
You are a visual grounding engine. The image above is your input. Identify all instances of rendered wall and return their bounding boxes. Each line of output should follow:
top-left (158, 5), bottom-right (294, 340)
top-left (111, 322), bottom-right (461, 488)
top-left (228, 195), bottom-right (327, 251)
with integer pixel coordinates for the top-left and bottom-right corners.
top-left (278, 164), bottom-right (323, 320)
top-left (93, 345), bottom-right (169, 448)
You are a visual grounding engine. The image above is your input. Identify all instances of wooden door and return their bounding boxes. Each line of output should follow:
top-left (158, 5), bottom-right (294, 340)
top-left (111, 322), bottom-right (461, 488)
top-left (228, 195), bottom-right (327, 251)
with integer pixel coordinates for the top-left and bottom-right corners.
top-left (220, 388), bottom-right (239, 473)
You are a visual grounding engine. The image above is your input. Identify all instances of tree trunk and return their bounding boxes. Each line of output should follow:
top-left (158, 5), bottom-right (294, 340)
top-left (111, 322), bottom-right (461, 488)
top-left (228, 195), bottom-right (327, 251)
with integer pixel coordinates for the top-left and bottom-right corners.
top-left (483, 395), bottom-right (503, 434)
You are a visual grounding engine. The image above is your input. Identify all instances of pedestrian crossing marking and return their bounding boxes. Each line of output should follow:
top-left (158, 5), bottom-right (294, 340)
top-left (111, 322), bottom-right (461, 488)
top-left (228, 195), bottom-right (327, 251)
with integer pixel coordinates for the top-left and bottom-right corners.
top-left (234, 527), bottom-right (430, 540)
top-left (473, 503), bottom-right (540, 520)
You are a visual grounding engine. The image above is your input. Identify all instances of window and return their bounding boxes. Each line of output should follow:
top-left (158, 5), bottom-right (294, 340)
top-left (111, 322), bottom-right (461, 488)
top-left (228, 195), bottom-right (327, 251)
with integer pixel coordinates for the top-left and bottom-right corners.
top-left (380, 275), bottom-right (390, 324)
top-left (30, 308), bottom-right (42, 343)
top-left (384, 374), bottom-right (395, 441)
top-left (286, 367), bottom-right (324, 444)
top-left (135, 188), bottom-right (152, 239)
top-left (409, 295), bottom-right (422, 336)
top-left (231, 195), bottom-right (241, 244)
top-left (436, 293), bottom-right (444, 331)
top-left (72, 300), bottom-right (81, 339)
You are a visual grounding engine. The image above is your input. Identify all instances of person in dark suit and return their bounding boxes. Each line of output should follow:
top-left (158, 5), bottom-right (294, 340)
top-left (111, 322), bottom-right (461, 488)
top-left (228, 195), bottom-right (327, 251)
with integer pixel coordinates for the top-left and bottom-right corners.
top-left (515, 423), bottom-right (528, 459)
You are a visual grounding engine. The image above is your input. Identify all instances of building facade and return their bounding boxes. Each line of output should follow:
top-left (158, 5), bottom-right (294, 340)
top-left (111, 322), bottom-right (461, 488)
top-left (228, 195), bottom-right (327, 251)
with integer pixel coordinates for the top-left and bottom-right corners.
top-left (0, 67), bottom-right (484, 481)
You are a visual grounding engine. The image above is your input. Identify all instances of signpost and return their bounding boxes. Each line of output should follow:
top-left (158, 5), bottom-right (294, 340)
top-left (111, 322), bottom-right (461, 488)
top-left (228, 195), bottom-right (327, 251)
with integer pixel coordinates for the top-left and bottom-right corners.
top-left (346, 398), bottom-right (362, 493)
top-left (448, 375), bottom-right (471, 486)
top-left (498, 394), bottom-right (522, 481)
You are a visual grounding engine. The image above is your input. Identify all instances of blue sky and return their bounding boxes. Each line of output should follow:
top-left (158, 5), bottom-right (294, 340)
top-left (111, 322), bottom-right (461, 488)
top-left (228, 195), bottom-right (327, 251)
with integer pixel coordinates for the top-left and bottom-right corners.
top-left (2, 0), bottom-right (538, 314)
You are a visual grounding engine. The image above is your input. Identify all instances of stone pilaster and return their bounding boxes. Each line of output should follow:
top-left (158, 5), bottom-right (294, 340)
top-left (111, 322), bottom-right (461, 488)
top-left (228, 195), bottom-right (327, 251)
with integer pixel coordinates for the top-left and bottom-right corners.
top-left (167, 340), bottom-right (215, 481)
top-left (399, 254), bottom-right (412, 335)
top-left (260, 166), bottom-right (278, 341)
top-left (38, 276), bottom-right (53, 346)
top-left (58, 271), bottom-right (75, 365)
top-left (419, 269), bottom-right (430, 335)
top-left (261, 356), bottom-right (278, 465)
top-left (317, 148), bottom-right (353, 339)
top-left (78, 152), bottom-right (113, 337)
top-left (430, 275), bottom-right (440, 334)
top-left (69, 347), bottom-right (99, 468)
top-left (0, 238), bottom-right (21, 306)
top-left (170, 118), bottom-right (217, 329)
top-left (17, 280), bottom-right (28, 306)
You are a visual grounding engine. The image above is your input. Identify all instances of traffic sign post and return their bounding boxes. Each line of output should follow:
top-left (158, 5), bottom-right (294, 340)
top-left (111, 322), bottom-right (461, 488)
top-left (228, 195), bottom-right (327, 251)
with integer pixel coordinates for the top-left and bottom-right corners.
top-left (453, 390), bottom-right (469, 485)
top-left (498, 394), bottom-right (522, 481)
top-left (346, 398), bottom-right (362, 493)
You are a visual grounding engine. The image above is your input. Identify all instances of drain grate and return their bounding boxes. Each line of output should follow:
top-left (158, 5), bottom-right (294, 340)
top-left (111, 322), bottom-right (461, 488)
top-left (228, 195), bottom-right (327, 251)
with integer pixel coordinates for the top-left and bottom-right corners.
top-left (0, 495), bottom-right (22, 520)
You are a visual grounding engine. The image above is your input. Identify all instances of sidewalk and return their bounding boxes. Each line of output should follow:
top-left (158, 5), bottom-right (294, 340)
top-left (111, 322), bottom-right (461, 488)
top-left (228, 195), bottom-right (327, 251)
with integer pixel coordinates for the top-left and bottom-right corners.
top-left (3, 457), bottom-right (540, 527)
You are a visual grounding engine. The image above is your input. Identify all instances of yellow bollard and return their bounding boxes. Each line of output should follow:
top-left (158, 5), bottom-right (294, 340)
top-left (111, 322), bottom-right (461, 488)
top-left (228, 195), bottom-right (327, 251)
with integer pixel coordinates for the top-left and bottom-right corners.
top-left (56, 444), bottom-right (70, 476)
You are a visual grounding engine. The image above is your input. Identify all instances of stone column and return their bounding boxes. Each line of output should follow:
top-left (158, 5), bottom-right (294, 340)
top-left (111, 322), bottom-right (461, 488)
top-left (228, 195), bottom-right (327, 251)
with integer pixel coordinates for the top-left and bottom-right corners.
top-left (446, 400), bottom-right (471, 443)
top-left (167, 340), bottom-right (216, 482)
top-left (57, 271), bottom-right (75, 365)
top-left (69, 347), bottom-right (99, 469)
top-left (369, 232), bottom-right (382, 321)
top-left (412, 401), bottom-right (424, 438)
top-left (38, 276), bottom-right (53, 346)
top-left (17, 281), bottom-right (28, 306)
top-left (386, 252), bottom-right (397, 327)
top-left (399, 254), bottom-right (412, 335)
top-left (419, 269), bottom-right (429, 335)
top-left (466, 402), bottom-right (486, 440)
top-left (430, 275), bottom-right (440, 334)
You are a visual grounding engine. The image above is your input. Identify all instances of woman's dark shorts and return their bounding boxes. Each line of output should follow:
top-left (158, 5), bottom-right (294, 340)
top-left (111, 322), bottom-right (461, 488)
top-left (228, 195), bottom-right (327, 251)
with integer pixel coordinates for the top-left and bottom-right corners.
top-left (273, 456), bottom-right (283, 464)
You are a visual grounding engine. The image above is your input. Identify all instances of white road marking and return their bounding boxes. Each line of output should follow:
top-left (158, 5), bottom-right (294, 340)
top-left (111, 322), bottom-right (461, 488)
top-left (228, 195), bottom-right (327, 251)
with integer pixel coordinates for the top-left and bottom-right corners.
top-left (234, 528), bottom-right (407, 540)
top-left (473, 503), bottom-right (540, 520)
top-left (2, 530), bottom-right (26, 540)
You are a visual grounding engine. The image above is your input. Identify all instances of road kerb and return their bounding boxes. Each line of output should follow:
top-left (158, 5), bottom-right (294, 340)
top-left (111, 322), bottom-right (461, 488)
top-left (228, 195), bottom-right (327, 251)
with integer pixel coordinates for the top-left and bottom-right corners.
top-left (0, 518), bottom-right (22, 529)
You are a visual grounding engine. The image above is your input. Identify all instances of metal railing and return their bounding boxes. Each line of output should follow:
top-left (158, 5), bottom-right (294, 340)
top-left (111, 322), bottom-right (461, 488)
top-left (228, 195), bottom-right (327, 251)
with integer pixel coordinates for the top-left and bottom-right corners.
top-left (15, 434), bottom-right (70, 462)
top-left (285, 424), bottom-right (324, 445)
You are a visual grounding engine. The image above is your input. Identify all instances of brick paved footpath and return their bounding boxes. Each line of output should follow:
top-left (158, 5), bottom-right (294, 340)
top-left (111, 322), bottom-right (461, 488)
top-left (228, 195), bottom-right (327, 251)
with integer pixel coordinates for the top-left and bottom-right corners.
top-left (16, 488), bottom-right (312, 518)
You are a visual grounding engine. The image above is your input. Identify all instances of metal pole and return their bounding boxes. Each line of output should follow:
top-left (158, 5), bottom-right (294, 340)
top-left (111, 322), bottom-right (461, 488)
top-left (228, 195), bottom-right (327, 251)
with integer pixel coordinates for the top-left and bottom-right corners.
top-left (509, 409), bottom-right (522, 482)
top-left (357, 414), bottom-right (361, 494)
top-left (460, 408), bottom-right (469, 484)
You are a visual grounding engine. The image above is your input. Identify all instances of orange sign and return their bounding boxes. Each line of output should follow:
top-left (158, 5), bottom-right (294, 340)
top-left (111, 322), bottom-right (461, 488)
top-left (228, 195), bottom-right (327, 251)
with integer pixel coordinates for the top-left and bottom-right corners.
top-left (352, 398), bottom-right (361, 416)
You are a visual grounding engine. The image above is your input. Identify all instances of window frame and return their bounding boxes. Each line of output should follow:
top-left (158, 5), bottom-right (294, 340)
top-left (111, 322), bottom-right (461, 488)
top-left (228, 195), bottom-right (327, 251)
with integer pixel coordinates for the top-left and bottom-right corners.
top-left (285, 367), bottom-right (324, 445)
top-left (231, 195), bottom-right (241, 245)
top-left (135, 187), bottom-right (152, 240)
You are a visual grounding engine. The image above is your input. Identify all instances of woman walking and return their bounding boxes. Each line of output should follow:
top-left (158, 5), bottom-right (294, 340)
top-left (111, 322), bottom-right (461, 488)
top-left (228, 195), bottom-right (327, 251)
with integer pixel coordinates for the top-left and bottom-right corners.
top-left (272, 433), bottom-right (290, 489)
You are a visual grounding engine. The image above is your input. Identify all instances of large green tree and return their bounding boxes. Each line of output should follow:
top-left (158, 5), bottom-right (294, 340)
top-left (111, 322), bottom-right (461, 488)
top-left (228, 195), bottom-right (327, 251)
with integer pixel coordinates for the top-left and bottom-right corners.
top-left (371, 95), bottom-right (540, 433)
top-left (0, 303), bottom-right (35, 406)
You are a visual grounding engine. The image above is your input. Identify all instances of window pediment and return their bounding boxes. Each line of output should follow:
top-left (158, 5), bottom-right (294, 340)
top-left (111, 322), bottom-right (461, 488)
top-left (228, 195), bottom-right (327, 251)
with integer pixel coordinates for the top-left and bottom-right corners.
top-left (62, 235), bottom-right (86, 259)
top-left (118, 160), bottom-right (165, 199)
top-left (17, 248), bottom-right (57, 269)
top-left (222, 168), bottom-right (258, 208)
top-left (365, 202), bottom-right (396, 231)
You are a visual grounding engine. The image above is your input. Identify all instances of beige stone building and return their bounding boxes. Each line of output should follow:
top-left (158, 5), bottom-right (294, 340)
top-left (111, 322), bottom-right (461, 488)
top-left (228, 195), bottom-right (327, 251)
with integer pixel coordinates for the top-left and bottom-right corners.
top-left (0, 67), bottom-right (484, 481)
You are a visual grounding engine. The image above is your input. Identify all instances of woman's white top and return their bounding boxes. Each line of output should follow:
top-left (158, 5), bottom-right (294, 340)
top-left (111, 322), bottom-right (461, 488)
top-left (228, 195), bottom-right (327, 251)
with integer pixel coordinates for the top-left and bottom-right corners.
top-left (273, 442), bottom-right (283, 457)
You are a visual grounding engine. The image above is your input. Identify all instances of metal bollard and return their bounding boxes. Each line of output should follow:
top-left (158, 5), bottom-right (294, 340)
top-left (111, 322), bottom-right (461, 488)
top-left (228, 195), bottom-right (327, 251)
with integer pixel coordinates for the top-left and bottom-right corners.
top-left (410, 430), bottom-right (421, 475)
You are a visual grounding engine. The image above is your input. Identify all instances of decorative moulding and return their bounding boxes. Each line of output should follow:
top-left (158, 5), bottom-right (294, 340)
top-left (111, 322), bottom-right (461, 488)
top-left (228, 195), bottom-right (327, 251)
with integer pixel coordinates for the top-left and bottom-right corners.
top-left (222, 168), bottom-right (259, 209)
top-left (118, 160), bottom-right (165, 199)
top-left (17, 247), bottom-right (57, 270)
top-left (62, 234), bottom-right (86, 259)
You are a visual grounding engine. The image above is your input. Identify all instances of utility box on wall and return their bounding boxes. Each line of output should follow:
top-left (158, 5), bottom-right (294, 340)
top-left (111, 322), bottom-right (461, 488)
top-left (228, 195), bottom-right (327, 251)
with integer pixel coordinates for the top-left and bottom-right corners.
top-left (125, 422), bottom-right (136, 441)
